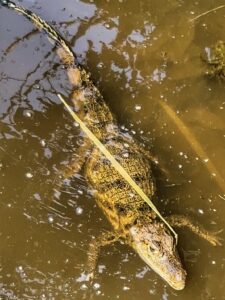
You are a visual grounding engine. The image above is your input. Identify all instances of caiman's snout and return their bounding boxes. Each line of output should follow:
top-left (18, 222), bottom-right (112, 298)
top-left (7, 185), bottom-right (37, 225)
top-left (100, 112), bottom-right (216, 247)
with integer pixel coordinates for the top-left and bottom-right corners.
top-left (130, 222), bottom-right (186, 290)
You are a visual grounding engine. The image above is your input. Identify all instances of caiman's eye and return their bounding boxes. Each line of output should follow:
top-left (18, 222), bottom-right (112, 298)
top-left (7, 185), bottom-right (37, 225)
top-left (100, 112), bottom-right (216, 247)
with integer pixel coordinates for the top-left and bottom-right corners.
top-left (149, 245), bottom-right (159, 253)
top-left (149, 246), bottom-right (156, 252)
top-left (152, 240), bottom-right (160, 248)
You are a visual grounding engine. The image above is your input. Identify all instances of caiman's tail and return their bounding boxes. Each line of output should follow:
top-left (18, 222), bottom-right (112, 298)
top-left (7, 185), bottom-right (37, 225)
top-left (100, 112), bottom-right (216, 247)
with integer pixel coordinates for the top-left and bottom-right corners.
top-left (0, 0), bottom-right (75, 66)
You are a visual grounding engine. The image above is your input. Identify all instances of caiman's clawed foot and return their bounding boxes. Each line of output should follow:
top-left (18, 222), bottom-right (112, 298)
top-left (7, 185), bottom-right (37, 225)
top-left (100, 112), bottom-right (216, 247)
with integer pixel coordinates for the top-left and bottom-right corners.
top-left (53, 138), bottom-right (92, 189)
top-left (205, 229), bottom-right (223, 246)
top-left (166, 214), bottom-right (223, 246)
top-left (86, 231), bottom-right (121, 280)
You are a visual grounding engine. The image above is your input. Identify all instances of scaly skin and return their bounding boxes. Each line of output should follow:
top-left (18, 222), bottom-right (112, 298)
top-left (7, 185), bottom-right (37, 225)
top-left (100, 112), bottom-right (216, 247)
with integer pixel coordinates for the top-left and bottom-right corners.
top-left (1, 0), bottom-right (222, 290)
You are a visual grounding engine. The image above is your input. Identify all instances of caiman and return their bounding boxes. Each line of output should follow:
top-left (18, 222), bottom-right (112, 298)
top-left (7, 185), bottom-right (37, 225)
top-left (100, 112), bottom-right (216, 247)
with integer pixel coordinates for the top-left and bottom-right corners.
top-left (0, 0), bottom-right (221, 290)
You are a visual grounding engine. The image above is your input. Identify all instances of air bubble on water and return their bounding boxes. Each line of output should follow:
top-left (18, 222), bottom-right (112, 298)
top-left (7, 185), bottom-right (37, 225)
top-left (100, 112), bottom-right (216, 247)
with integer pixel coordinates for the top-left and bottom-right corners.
top-left (48, 215), bottom-right (54, 223)
top-left (149, 289), bottom-right (156, 295)
top-left (80, 283), bottom-right (88, 291)
top-left (97, 62), bottom-right (104, 68)
top-left (33, 84), bottom-right (40, 89)
top-left (34, 193), bottom-right (41, 201)
top-left (178, 164), bottom-right (183, 169)
top-left (40, 139), bottom-right (46, 147)
top-left (78, 189), bottom-right (83, 195)
top-left (123, 286), bottom-right (130, 291)
top-left (25, 172), bottom-right (33, 178)
top-left (198, 209), bottom-right (204, 214)
top-left (76, 207), bottom-right (83, 215)
top-left (16, 265), bottom-right (23, 273)
top-left (212, 260), bottom-right (216, 265)
top-left (93, 283), bottom-right (101, 290)
top-left (24, 110), bottom-right (33, 118)
top-left (134, 104), bottom-right (141, 111)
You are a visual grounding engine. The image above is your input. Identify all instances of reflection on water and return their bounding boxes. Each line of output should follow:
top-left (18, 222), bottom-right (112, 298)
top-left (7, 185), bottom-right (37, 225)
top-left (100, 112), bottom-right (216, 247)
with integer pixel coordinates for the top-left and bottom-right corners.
top-left (1, 0), bottom-right (225, 299)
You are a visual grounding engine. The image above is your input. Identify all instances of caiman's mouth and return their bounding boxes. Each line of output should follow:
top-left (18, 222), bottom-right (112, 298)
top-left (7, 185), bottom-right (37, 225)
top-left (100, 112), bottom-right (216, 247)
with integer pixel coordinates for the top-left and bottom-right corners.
top-left (129, 224), bottom-right (186, 290)
top-left (169, 277), bottom-right (185, 290)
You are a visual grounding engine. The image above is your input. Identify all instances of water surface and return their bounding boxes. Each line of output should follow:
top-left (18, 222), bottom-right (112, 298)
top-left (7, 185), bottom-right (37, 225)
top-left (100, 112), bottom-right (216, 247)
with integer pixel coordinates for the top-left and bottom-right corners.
top-left (1, 0), bottom-right (225, 299)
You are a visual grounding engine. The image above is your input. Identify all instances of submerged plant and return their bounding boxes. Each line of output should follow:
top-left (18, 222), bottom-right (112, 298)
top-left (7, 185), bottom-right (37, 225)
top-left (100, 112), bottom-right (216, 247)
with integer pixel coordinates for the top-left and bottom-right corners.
top-left (159, 100), bottom-right (225, 195)
top-left (203, 40), bottom-right (225, 80)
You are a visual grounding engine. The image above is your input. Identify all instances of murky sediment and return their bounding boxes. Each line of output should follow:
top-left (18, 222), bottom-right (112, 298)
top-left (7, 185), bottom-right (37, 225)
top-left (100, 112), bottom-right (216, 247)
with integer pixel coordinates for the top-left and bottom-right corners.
top-left (1, 0), bottom-right (225, 299)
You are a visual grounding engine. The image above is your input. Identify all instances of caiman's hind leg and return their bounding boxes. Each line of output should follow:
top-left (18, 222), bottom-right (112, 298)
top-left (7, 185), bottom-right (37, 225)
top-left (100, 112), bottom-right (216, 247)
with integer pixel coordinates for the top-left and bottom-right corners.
top-left (166, 215), bottom-right (222, 246)
top-left (53, 138), bottom-right (92, 189)
top-left (86, 231), bottom-right (122, 281)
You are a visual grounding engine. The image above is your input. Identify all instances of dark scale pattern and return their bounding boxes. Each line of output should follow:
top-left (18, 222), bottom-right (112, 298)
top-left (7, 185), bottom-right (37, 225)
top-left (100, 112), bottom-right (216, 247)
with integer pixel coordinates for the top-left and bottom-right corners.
top-left (85, 136), bottom-right (156, 230)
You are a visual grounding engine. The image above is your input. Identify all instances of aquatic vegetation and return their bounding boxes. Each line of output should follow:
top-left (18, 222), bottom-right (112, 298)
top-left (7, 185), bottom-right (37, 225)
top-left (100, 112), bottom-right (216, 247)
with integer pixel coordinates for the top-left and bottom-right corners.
top-left (204, 40), bottom-right (225, 80)
top-left (159, 100), bottom-right (225, 194)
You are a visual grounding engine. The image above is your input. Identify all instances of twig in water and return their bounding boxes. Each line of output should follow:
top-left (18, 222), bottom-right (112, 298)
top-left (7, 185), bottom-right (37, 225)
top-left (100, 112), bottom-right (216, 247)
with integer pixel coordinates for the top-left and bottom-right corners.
top-left (190, 5), bottom-right (225, 22)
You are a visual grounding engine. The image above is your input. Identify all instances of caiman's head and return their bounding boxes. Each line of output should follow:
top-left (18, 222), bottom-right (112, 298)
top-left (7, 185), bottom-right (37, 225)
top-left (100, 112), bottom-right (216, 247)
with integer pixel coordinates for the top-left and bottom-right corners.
top-left (129, 221), bottom-right (186, 290)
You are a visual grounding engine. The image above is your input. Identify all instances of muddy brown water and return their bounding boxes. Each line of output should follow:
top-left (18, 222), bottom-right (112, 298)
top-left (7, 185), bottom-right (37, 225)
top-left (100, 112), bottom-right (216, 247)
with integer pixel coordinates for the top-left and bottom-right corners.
top-left (1, 0), bottom-right (225, 299)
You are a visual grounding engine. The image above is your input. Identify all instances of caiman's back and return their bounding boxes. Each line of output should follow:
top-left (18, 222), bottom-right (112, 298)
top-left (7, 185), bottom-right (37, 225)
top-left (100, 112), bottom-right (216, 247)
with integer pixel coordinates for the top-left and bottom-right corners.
top-left (85, 133), bottom-right (157, 232)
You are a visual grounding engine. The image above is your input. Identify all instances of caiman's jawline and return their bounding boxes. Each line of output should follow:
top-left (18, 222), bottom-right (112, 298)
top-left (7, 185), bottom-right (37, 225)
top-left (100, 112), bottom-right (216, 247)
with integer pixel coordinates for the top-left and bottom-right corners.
top-left (129, 224), bottom-right (186, 290)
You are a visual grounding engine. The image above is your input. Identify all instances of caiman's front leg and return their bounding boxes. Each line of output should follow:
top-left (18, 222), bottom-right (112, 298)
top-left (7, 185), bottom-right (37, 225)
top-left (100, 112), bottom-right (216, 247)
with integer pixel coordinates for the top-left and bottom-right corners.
top-left (86, 231), bottom-right (122, 280)
top-left (166, 215), bottom-right (222, 246)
